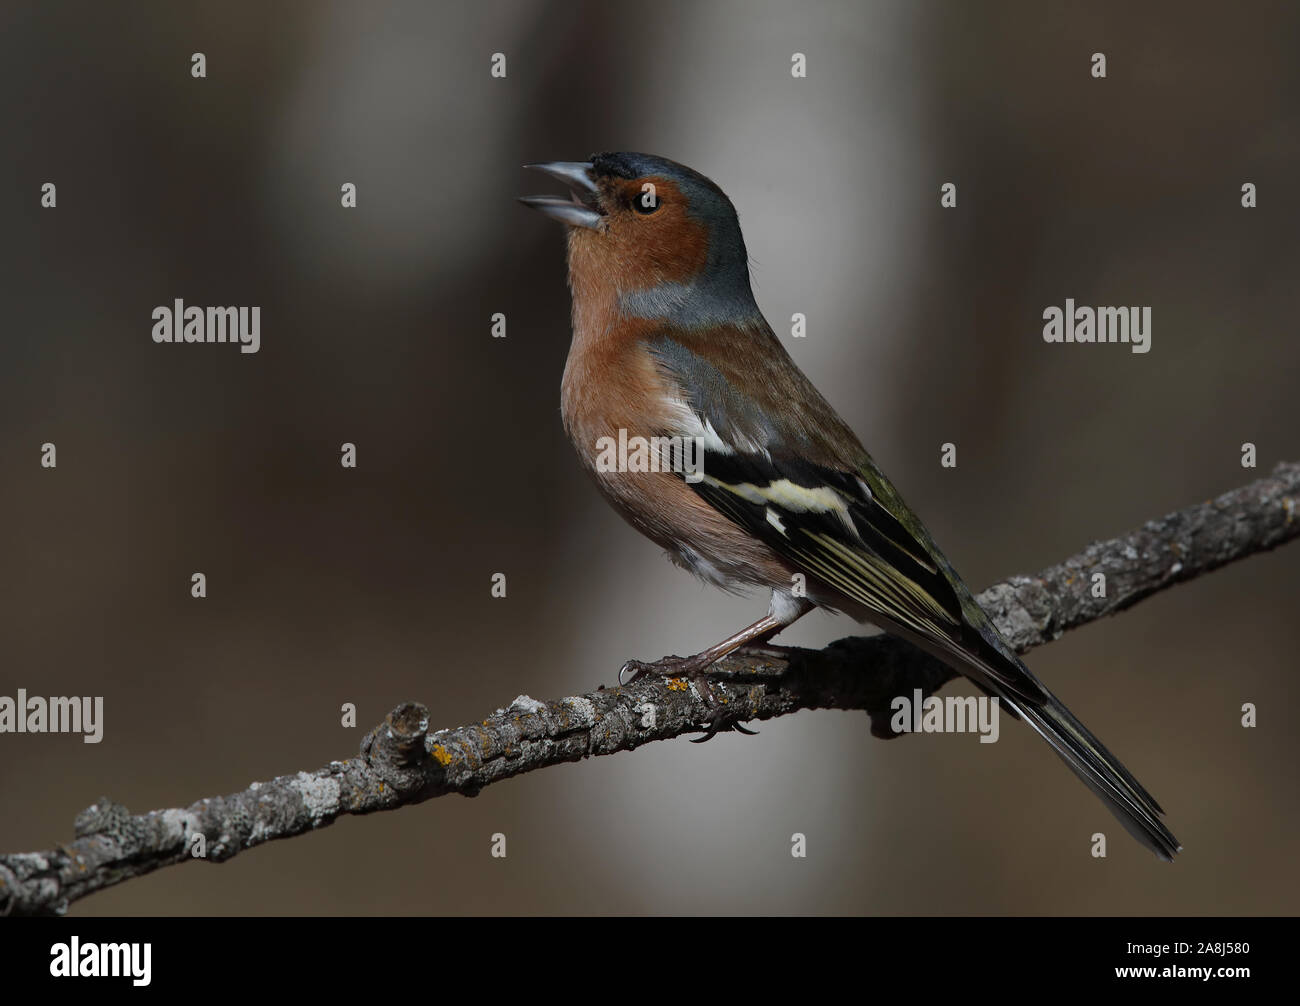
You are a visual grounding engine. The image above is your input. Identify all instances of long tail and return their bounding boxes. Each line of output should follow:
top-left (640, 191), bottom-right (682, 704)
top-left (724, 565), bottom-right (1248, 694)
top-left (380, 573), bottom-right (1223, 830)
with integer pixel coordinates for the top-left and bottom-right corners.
top-left (984, 674), bottom-right (1181, 861)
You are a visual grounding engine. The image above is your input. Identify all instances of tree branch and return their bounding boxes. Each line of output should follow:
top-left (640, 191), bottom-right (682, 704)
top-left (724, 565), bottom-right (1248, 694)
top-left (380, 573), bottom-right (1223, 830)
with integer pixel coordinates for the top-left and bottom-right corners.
top-left (3, 462), bottom-right (1297, 915)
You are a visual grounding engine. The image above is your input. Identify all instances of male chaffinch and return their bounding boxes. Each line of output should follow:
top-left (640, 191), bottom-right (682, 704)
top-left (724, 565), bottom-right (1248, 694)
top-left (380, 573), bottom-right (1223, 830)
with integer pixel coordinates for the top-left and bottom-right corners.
top-left (521, 152), bottom-right (1180, 860)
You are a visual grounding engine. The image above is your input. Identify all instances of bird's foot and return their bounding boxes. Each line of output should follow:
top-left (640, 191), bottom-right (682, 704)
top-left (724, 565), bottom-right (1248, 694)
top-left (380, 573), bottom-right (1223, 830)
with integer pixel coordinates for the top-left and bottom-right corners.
top-left (618, 654), bottom-right (758, 743)
top-left (618, 653), bottom-right (702, 686)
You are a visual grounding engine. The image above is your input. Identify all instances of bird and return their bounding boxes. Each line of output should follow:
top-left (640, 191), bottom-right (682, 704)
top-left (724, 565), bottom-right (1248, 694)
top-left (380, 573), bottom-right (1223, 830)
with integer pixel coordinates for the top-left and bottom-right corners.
top-left (520, 151), bottom-right (1180, 861)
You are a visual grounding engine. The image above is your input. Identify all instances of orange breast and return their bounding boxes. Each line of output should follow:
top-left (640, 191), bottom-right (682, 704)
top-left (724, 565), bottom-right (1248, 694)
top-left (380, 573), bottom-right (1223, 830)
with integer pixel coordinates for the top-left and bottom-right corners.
top-left (560, 310), bottom-right (792, 592)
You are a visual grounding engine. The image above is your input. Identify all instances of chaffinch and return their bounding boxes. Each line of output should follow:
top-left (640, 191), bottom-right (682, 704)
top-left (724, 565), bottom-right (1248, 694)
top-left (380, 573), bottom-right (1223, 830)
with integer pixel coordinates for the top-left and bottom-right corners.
top-left (521, 152), bottom-right (1179, 860)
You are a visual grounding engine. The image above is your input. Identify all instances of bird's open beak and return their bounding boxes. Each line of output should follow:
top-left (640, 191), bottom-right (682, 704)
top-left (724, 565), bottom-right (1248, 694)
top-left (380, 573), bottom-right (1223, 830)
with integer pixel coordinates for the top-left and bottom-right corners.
top-left (519, 161), bottom-right (603, 230)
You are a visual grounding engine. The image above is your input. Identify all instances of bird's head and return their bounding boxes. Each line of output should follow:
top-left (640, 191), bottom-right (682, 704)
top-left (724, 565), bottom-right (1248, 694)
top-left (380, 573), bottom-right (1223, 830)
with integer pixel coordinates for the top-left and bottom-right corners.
top-left (520, 152), bottom-right (759, 327)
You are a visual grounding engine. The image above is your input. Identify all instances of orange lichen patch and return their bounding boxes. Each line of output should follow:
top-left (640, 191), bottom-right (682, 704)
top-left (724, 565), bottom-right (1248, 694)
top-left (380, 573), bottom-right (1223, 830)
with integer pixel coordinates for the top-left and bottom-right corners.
top-left (667, 678), bottom-right (689, 692)
top-left (431, 744), bottom-right (452, 767)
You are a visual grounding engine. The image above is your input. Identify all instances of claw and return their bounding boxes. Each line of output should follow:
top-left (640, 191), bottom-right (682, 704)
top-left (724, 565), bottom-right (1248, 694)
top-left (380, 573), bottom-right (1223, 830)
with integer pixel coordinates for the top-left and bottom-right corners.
top-left (690, 717), bottom-right (759, 743)
top-left (618, 653), bottom-right (759, 741)
top-left (619, 655), bottom-right (689, 686)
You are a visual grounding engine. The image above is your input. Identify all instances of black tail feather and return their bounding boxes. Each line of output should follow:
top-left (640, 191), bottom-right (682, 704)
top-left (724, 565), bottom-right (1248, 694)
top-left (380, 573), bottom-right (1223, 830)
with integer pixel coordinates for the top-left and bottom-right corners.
top-left (990, 681), bottom-right (1181, 861)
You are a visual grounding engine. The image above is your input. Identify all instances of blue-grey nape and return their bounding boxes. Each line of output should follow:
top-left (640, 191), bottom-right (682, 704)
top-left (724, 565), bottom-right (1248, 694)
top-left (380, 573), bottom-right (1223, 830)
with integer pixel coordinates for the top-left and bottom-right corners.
top-left (619, 280), bottom-right (761, 329)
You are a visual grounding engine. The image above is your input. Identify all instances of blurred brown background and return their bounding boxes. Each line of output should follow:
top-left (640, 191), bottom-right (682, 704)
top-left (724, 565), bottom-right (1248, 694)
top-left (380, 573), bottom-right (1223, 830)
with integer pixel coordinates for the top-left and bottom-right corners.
top-left (2, 0), bottom-right (1297, 915)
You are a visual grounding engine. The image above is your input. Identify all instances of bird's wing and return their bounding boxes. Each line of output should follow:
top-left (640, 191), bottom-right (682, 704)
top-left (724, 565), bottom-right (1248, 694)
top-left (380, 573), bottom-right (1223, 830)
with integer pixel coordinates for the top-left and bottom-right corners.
top-left (646, 328), bottom-right (1042, 702)
top-left (698, 448), bottom-right (963, 634)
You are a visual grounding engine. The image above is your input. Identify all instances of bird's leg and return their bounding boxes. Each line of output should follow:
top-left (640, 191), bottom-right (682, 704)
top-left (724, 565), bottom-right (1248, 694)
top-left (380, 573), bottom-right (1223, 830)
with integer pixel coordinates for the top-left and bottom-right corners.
top-left (731, 591), bottom-right (816, 663)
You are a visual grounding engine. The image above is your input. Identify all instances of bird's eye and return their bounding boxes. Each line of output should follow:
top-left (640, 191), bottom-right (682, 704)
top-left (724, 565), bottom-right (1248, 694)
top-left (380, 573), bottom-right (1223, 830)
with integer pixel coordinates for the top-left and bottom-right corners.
top-left (634, 183), bottom-right (662, 214)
